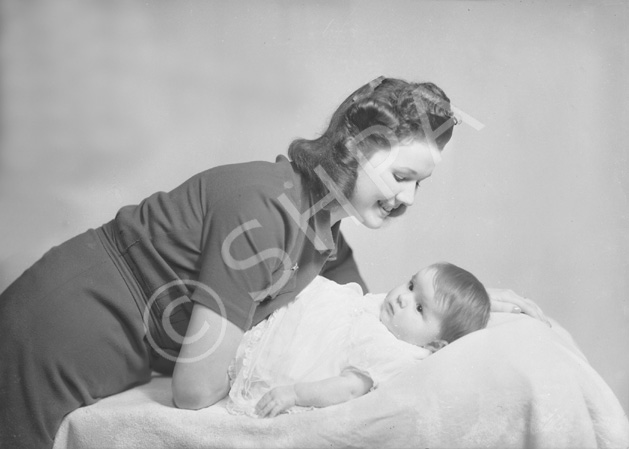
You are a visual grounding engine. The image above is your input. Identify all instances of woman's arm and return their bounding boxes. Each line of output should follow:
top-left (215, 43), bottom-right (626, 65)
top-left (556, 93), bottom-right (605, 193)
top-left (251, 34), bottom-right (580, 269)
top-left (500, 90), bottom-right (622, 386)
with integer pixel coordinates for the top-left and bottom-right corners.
top-left (172, 303), bottom-right (244, 410)
top-left (255, 370), bottom-right (372, 418)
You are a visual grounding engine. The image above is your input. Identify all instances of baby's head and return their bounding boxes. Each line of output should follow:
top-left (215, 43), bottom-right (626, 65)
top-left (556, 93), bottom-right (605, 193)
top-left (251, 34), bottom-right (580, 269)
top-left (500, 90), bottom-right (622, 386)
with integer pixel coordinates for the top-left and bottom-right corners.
top-left (379, 262), bottom-right (490, 349)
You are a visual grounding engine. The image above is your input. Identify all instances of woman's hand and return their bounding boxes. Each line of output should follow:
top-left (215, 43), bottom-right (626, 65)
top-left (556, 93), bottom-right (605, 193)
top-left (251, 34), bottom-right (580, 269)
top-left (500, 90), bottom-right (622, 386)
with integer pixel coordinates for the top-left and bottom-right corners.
top-left (487, 288), bottom-right (552, 327)
top-left (256, 385), bottom-right (297, 418)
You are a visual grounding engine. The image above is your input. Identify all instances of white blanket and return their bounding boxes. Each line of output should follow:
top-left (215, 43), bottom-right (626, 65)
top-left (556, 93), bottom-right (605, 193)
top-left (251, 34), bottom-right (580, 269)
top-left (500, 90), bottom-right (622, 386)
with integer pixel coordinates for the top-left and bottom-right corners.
top-left (53, 313), bottom-right (629, 449)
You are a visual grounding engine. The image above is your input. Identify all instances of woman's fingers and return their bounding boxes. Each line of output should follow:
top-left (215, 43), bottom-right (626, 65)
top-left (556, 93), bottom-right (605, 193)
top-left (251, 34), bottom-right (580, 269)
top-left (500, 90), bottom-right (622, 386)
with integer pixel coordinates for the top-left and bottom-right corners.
top-left (492, 292), bottom-right (543, 320)
top-left (487, 288), bottom-right (552, 327)
top-left (490, 299), bottom-right (522, 314)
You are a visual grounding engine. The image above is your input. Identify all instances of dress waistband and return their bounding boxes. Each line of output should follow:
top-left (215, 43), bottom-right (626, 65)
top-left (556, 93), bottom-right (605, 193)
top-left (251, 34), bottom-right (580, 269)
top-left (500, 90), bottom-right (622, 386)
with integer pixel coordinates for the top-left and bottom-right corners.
top-left (97, 220), bottom-right (191, 374)
top-left (97, 221), bottom-right (148, 321)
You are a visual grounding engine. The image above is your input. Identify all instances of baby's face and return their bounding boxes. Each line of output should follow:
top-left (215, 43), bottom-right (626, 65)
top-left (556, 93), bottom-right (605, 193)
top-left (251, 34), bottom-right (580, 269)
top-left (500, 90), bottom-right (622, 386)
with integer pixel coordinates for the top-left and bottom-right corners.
top-left (379, 267), bottom-right (442, 347)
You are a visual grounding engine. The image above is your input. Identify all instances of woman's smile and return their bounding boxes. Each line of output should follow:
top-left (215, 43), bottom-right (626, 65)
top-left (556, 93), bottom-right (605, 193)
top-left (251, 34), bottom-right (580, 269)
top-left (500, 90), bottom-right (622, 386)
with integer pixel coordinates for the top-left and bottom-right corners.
top-left (378, 200), bottom-right (395, 217)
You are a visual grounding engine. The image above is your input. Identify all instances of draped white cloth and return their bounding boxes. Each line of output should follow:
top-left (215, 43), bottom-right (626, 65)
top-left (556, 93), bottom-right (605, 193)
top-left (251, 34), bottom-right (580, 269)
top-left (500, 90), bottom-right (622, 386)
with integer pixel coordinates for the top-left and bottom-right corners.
top-left (54, 304), bottom-right (629, 449)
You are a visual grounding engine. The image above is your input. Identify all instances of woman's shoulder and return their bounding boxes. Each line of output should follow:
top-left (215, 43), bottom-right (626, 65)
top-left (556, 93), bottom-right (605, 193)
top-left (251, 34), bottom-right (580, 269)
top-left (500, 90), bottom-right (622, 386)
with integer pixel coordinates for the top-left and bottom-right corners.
top-left (150, 155), bottom-right (296, 221)
top-left (195, 156), bottom-right (294, 191)
top-left (191, 156), bottom-right (300, 210)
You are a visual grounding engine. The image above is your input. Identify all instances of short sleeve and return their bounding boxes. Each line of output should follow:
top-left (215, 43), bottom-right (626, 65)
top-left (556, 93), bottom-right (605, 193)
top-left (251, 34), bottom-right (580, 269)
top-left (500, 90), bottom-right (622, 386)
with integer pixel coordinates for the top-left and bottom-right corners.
top-left (345, 314), bottom-right (432, 388)
top-left (190, 188), bottom-right (296, 331)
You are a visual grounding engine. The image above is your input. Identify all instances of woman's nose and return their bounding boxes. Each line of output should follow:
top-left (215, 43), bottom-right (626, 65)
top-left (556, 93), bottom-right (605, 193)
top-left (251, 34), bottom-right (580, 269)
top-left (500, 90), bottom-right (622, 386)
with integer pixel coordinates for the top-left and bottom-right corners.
top-left (395, 183), bottom-right (416, 207)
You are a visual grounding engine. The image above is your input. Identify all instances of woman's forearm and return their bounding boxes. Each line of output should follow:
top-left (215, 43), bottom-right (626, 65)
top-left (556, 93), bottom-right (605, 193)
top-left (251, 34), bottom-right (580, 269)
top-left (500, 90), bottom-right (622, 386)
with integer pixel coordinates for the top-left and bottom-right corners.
top-left (172, 303), bottom-right (244, 410)
top-left (293, 371), bottom-right (372, 408)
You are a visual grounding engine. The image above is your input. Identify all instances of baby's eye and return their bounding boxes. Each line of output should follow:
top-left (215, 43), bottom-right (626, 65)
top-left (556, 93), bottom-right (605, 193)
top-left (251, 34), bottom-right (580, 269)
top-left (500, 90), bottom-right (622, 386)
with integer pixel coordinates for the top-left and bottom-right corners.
top-left (408, 280), bottom-right (414, 291)
top-left (394, 174), bottom-right (405, 183)
top-left (415, 181), bottom-right (421, 189)
top-left (416, 303), bottom-right (423, 313)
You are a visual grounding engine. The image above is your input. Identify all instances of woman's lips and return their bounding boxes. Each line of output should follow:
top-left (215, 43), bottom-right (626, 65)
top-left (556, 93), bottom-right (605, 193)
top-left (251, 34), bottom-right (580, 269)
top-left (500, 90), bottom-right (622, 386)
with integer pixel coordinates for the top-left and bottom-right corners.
top-left (378, 201), bottom-right (394, 217)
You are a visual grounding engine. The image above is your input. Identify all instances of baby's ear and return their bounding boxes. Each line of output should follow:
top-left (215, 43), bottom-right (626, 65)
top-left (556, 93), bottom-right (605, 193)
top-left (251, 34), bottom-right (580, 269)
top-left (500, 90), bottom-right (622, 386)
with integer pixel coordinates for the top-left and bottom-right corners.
top-left (424, 339), bottom-right (448, 353)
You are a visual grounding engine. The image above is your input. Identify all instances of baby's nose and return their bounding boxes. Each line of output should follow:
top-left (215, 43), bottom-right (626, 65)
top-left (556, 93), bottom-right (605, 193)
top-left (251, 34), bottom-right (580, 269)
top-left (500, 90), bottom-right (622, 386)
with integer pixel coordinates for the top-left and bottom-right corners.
top-left (397, 293), bottom-right (412, 308)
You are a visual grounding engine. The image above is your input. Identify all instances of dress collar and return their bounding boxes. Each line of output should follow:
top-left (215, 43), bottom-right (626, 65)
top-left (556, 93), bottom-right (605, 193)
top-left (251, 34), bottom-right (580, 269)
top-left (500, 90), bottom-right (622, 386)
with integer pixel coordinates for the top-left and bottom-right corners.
top-left (276, 155), bottom-right (337, 254)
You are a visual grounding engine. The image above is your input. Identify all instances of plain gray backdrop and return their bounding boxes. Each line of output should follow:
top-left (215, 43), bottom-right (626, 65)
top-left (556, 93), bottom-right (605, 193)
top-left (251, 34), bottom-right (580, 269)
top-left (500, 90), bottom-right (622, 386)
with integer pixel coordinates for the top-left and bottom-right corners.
top-left (1, 0), bottom-right (627, 416)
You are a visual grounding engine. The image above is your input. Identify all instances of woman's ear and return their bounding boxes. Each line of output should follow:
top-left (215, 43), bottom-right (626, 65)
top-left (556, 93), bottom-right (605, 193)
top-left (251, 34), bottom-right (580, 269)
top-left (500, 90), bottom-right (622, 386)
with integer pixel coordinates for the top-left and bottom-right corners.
top-left (424, 339), bottom-right (448, 353)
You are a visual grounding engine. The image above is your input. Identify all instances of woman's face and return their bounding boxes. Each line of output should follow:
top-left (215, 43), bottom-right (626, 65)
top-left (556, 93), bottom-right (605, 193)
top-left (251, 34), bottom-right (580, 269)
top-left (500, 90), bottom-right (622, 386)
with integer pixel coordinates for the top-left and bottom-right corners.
top-left (349, 141), bottom-right (438, 229)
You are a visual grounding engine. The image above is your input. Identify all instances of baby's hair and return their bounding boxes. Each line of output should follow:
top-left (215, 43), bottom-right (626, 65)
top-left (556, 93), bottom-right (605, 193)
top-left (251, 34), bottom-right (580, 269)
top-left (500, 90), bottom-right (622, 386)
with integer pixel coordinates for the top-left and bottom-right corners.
top-left (428, 262), bottom-right (490, 344)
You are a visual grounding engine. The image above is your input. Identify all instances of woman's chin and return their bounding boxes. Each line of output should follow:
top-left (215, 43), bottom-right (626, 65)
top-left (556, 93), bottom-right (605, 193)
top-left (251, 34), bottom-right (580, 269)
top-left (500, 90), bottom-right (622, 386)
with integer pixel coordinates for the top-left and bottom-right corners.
top-left (362, 217), bottom-right (386, 229)
top-left (359, 210), bottom-right (389, 229)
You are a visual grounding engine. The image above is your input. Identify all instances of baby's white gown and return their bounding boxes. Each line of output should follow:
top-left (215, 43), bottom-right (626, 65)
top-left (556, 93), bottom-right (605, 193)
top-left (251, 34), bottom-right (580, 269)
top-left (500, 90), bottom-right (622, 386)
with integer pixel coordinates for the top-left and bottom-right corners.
top-left (227, 276), bottom-right (432, 416)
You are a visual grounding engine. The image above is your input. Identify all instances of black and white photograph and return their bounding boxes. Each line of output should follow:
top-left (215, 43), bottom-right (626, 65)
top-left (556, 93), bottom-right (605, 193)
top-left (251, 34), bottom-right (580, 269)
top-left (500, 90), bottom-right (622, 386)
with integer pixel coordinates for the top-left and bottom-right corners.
top-left (1, 1), bottom-right (628, 448)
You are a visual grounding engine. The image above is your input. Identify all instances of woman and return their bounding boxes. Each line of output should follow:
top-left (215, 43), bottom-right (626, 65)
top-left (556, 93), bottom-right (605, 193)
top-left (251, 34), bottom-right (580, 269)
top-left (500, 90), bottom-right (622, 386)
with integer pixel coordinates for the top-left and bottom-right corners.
top-left (0, 77), bottom-right (545, 449)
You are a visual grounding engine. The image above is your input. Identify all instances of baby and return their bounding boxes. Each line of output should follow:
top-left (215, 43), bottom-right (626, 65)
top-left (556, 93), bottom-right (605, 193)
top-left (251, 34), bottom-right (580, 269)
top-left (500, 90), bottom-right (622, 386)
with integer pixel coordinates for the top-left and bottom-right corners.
top-left (227, 262), bottom-right (490, 418)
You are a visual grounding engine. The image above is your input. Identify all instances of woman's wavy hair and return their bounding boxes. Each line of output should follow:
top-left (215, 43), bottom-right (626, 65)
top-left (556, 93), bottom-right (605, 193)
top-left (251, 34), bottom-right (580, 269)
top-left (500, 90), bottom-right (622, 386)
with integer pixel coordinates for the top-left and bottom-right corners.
top-left (429, 262), bottom-right (490, 344)
top-left (288, 77), bottom-right (458, 208)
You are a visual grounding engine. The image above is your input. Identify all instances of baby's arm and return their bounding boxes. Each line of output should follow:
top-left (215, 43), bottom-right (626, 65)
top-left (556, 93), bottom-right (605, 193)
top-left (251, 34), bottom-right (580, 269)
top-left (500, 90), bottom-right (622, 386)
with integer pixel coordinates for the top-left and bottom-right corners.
top-left (255, 370), bottom-right (372, 418)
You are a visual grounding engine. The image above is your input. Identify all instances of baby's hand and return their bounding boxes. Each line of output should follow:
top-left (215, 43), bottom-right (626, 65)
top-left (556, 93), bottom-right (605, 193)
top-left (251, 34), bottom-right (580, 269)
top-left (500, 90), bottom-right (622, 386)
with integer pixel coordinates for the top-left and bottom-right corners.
top-left (255, 385), bottom-right (297, 418)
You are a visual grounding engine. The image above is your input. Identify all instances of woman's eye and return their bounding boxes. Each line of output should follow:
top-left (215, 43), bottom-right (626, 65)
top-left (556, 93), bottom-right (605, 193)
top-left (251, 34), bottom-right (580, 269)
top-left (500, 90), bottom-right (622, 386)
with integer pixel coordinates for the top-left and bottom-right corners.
top-left (416, 304), bottom-right (423, 313)
top-left (408, 281), bottom-right (414, 291)
top-left (394, 174), bottom-right (421, 188)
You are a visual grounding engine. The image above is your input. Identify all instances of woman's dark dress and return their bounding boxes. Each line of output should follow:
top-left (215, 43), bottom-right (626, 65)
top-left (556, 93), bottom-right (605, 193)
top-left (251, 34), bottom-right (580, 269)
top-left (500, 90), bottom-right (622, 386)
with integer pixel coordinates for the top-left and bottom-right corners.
top-left (0, 155), bottom-right (366, 448)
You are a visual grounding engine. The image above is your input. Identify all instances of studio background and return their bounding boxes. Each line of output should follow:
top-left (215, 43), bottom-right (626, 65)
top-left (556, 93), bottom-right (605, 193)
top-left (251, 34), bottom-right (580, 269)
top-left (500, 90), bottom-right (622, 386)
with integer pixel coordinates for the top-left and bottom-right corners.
top-left (1, 1), bottom-right (627, 414)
